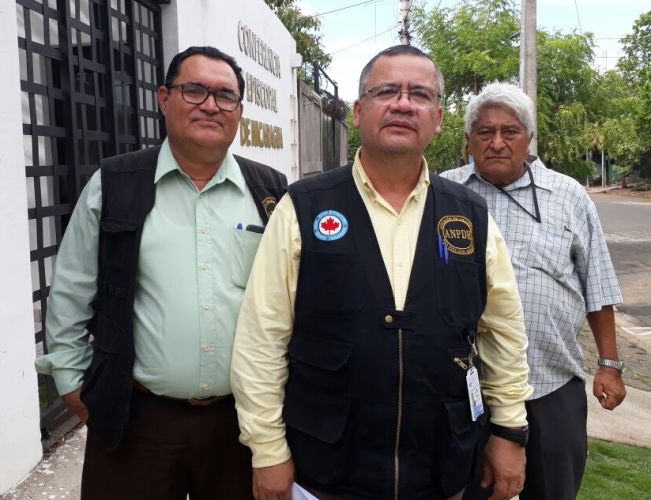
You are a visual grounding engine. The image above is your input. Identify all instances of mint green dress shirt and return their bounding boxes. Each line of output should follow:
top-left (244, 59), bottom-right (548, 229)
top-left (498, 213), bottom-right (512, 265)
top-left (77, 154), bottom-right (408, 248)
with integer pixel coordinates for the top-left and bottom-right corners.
top-left (36, 139), bottom-right (263, 398)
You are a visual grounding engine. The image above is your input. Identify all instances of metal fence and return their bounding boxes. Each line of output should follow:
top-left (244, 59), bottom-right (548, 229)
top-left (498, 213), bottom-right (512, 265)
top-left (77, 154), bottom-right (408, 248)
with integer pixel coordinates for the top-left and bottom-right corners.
top-left (16, 0), bottom-right (165, 443)
top-left (298, 67), bottom-right (348, 178)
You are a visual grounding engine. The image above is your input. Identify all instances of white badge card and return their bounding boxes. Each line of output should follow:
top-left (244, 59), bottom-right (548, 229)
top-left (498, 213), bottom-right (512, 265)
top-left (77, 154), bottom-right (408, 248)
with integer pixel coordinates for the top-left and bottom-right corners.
top-left (466, 366), bottom-right (484, 421)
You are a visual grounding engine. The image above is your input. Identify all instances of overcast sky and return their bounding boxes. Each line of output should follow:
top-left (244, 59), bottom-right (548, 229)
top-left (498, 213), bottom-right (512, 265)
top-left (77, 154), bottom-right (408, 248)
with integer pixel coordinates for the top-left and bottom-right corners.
top-left (297, 0), bottom-right (650, 102)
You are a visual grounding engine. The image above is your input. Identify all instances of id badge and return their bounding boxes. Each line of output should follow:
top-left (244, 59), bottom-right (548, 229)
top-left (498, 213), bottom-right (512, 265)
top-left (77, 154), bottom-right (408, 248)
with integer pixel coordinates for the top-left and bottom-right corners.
top-left (466, 366), bottom-right (484, 421)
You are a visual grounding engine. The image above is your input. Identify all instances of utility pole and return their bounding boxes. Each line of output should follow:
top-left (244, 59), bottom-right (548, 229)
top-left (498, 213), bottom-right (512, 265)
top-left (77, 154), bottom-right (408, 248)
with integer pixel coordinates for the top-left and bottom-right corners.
top-left (398, 0), bottom-right (411, 45)
top-left (519, 0), bottom-right (537, 155)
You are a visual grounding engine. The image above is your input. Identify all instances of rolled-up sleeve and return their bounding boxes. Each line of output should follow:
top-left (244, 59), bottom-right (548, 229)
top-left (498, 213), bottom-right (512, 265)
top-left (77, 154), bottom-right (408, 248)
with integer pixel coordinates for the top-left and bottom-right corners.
top-left (478, 215), bottom-right (533, 427)
top-left (34, 172), bottom-right (101, 396)
top-left (231, 194), bottom-right (301, 468)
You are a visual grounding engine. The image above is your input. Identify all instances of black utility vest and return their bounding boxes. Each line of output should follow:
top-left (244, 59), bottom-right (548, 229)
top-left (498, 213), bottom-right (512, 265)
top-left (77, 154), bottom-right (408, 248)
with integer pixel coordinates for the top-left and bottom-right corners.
top-left (284, 166), bottom-right (489, 499)
top-left (79, 146), bottom-right (287, 450)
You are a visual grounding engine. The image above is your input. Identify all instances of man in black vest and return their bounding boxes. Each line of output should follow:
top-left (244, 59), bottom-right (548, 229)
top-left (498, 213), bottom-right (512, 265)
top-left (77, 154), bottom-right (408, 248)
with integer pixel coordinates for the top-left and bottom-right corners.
top-left (231, 45), bottom-right (532, 500)
top-left (35, 46), bottom-right (286, 499)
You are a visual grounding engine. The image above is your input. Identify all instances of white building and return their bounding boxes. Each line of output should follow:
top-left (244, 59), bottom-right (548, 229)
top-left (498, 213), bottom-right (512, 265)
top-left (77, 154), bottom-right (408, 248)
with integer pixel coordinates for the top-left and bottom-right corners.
top-left (1, 0), bottom-right (304, 493)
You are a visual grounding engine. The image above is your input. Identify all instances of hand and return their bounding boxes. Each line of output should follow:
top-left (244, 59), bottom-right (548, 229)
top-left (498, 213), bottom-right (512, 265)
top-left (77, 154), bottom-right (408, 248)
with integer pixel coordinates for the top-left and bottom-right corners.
top-left (480, 435), bottom-right (526, 500)
top-left (62, 389), bottom-right (89, 424)
top-left (593, 367), bottom-right (626, 410)
top-left (252, 458), bottom-right (295, 500)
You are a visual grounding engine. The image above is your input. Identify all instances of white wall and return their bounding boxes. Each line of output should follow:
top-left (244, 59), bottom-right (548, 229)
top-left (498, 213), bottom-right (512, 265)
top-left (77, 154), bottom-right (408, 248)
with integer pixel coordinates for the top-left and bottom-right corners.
top-left (161, 0), bottom-right (301, 182)
top-left (0, 0), bottom-right (43, 493)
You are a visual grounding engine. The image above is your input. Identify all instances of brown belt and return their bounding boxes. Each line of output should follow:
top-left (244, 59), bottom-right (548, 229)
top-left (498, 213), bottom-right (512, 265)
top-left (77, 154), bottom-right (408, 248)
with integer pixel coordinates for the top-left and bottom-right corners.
top-left (133, 380), bottom-right (231, 407)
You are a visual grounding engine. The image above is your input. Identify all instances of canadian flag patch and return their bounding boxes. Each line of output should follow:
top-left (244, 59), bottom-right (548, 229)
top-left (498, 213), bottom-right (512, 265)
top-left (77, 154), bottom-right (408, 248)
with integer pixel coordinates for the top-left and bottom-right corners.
top-left (313, 210), bottom-right (349, 241)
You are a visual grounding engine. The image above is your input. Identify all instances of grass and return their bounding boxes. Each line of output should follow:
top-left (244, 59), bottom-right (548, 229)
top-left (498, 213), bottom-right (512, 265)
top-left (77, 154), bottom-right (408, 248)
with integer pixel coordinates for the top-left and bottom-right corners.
top-left (578, 439), bottom-right (651, 499)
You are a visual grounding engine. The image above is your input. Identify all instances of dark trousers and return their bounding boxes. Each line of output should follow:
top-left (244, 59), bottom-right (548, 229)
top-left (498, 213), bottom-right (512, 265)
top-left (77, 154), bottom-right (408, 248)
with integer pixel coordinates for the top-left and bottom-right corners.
top-left (463, 377), bottom-right (587, 500)
top-left (81, 390), bottom-right (253, 500)
top-left (520, 377), bottom-right (587, 500)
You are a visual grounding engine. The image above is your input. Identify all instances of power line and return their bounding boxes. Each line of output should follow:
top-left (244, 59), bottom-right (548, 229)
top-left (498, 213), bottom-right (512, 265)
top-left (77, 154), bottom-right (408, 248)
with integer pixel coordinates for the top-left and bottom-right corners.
top-left (328, 24), bottom-right (399, 55)
top-left (573, 0), bottom-right (583, 34)
top-left (313, 0), bottom-right (384, 18)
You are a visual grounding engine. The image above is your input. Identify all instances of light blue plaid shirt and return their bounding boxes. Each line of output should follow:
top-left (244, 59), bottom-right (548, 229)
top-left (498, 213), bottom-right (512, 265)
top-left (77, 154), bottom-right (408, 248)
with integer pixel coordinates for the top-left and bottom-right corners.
top-left (441, 158), bottom-right (622, 398)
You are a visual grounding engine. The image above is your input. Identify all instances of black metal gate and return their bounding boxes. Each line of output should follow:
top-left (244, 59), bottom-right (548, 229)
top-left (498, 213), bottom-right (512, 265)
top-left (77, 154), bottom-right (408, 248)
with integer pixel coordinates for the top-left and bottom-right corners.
top-left (16, 0), bottom-right (165, 444)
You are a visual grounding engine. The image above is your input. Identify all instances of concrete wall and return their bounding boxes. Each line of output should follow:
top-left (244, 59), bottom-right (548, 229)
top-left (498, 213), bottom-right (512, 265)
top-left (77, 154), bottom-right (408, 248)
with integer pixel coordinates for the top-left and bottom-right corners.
top-left (161, 0), bottom-right (301, 182)
top-left (0, 0), bottom-right (44, 493)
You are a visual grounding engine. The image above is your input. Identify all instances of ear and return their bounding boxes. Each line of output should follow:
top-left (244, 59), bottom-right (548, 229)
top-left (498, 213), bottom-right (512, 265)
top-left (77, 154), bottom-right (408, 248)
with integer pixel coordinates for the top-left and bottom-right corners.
top-left (353, 99), bottom-right (362, 128)
top-left (433, 106), bottom-right (444, 135)
top-left (158, 85), bottom-right (169, 115)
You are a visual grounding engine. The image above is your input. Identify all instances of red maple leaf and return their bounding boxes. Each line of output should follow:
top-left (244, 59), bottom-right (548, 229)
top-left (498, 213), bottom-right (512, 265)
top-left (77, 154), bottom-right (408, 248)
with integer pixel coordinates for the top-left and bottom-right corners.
top-left (320, 217), bottom-right (340, 232)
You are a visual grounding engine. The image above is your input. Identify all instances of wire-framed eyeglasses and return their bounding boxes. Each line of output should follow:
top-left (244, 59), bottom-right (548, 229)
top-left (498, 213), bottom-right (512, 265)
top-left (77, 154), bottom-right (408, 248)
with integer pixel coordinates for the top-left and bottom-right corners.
top-left (167, 83), bottom-right (242, 111)
top-left (361, 84), bottom-right (441, 108)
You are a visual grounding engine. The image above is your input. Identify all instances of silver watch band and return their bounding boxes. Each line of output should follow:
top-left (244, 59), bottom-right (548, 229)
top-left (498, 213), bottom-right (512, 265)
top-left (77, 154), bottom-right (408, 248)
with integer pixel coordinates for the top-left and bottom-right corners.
top-left (597, 358), bottom-right (625, 373)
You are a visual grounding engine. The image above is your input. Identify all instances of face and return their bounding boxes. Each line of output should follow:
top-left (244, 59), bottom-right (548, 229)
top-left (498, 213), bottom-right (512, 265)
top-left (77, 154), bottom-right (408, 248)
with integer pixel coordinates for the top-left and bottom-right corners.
top-left (158, 55), bottom-right (243, 157)
top-left (467, 105), bottom-right (532, 187)
top-left (353, 54), bottom-right (443, 156)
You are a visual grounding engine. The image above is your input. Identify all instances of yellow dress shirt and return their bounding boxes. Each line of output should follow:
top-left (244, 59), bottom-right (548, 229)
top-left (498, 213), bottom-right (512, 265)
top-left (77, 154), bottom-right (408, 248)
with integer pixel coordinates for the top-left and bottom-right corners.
top-left (231, 151), bottom-right (532, 467)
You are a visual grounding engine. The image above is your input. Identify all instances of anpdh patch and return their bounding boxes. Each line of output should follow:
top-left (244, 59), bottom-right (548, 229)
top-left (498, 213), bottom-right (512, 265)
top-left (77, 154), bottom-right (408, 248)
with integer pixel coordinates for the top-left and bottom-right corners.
top-left (437, 215), bottom-right (474, 256)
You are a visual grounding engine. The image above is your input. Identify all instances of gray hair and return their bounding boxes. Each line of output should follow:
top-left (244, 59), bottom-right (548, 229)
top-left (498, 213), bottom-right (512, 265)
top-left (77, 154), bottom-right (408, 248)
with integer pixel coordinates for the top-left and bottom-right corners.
top-left (357, 45), bottom-right (445, 100)
top-left (464, 82), bottom-right (535, 136)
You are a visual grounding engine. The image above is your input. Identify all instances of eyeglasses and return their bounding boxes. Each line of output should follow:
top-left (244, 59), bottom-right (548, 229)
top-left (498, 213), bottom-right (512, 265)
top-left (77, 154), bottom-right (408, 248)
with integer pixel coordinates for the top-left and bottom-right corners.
top-left (361, 84), bottom-right (441, 108)
top-left (167, 83), bottom-right (242, 111)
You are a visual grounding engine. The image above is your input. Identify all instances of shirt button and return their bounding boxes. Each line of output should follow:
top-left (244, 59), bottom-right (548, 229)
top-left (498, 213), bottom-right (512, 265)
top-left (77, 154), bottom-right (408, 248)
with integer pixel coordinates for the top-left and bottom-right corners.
top-left (203, 345), bottom-right (211, 352)
top-left (199, 263), bottom-right (208, 270)
top-left (202, 384), bottom-right (209, 391)
top-left (202, 304), bottom-right (210, 310)
top-left (384, 314), bottom-right (394, 324)
top-left (199, 227), bottom-right (207, 234)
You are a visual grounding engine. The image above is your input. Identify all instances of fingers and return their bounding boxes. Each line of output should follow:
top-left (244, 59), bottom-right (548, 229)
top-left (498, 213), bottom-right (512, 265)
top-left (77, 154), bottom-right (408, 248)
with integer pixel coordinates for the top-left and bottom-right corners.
top-left (61, 389), bottom-right (89, 424)
top-left (488, 479), bottom-right (523, 500)
top-left (480, 459), bottom-right (494, 488)
top-left (594, 370), bottom-right (627, 410)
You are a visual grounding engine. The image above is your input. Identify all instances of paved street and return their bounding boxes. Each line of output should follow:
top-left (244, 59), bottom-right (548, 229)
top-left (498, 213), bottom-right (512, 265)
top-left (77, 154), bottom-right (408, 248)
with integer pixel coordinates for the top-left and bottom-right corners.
top-left (591, 191), bottom-right (651, 331)
top-left (583, 190), bottom-right (651, 391)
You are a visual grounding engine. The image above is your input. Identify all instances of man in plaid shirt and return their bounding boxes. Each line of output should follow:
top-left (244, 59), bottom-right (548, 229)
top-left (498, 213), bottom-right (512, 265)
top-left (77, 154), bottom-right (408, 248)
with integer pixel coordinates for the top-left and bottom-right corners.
top-left (441, 83), bottom-right (626, 500)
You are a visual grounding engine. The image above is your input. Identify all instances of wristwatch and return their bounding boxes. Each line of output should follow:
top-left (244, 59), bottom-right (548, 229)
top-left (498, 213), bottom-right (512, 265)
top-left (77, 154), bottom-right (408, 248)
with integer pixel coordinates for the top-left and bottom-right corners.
top-left (491, 424), bottom-right (529, 447)
top-left (597, 358), bottom-right (625, 374)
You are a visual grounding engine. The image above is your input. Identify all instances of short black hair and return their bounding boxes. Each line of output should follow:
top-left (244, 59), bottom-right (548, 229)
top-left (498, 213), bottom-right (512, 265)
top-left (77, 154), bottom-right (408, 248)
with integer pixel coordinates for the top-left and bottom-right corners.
top-left (164, 46), bottom-right (245, 97)
top-left (358, 45), bottom-right (444, 99)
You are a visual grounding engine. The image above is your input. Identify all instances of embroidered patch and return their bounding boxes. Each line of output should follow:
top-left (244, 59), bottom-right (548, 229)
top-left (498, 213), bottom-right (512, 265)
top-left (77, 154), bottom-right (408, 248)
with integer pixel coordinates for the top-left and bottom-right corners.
top-left (313, 210), bottom-right (349, 241)
top-left (437, 215), bottom-right (474, 256)
top-left (261, 196), bottom-right (278, 218)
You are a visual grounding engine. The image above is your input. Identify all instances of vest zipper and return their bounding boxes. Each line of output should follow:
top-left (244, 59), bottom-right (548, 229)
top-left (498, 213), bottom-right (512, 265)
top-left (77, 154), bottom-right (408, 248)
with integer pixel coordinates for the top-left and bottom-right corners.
top-left (394, 327), bottom-right (405, 500)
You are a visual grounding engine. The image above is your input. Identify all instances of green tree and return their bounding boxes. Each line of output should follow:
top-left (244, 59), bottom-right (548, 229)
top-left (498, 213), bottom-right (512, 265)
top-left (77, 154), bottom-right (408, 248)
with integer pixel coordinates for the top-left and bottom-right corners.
top-left (425, 111), bottom-right (466, 173)
top-left (536, 30), bottom-right (598, 175)
top-left (413, 0), bottom-right (519, 104)
top-left (618, 11), bottom-right (651, 177)
top-left (265, 0), bottom-right (331, 72)
top-left (346, 107), bottom-right (360, 162)
top-left (618, 12), bottom-right (651, 84)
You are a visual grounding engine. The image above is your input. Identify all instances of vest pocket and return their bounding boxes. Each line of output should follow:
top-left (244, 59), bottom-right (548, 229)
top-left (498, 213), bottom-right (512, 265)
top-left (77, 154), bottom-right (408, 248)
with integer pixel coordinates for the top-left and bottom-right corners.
top-left (229, 228), bottom-right (262, 288)
top-left (284, 335), bottom-right (353, 484)
top-left (438, 399), bottom-right (484, 496)
top-left (99, 219), bottom-right (137, 282)
top-left (436, 260), bottom-right (482, 328)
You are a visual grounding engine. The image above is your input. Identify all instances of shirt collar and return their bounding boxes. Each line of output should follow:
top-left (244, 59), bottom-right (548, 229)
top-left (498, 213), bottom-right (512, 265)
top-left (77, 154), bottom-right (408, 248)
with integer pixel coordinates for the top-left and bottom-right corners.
top-left (154, 138), bottom-right (247, 193)
top-left (459, 156), bottom-right (553, 192)
top-left (352, 147), bottom-right (431, 202)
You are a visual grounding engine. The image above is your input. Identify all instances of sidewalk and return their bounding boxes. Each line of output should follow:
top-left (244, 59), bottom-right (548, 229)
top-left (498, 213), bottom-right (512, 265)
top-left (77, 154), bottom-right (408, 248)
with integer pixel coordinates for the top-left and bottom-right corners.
top-left (4, 380), bottom-right (651, 499)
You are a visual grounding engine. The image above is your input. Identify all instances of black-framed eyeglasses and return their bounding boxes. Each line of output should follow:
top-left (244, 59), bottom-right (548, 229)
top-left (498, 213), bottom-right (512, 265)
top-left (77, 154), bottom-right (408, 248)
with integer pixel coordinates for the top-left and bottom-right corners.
top-left (361, 84), bottom-right (441, 108)
top-left (167, 83), bottom-right (242, 111)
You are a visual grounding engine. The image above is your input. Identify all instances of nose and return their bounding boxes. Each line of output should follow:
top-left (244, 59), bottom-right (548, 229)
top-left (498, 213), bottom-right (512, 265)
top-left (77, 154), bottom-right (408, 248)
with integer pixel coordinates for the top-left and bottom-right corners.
top-left (199, 93), bottom-right (221, 113)
top-left (491, 131), bottom-right (506, 150)
top-left (389, 91), bottom-right (413, 112)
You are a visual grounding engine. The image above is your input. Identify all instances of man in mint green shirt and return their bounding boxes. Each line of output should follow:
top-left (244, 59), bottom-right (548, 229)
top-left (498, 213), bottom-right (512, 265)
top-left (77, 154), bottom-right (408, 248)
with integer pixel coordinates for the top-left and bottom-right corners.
top-left (35, 46), bottom-right (286, 500)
